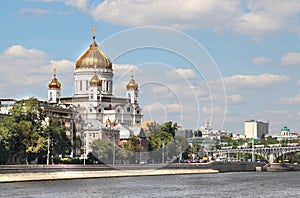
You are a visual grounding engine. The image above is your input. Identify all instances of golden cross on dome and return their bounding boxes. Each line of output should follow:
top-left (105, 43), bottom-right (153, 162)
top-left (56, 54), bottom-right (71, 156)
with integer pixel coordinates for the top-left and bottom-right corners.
top-left (92, 26), bottom-right (96, 40)
top-left (130, 69), bottom-right (135, 78)
top-left (53, 66), bottom-right (56, 76)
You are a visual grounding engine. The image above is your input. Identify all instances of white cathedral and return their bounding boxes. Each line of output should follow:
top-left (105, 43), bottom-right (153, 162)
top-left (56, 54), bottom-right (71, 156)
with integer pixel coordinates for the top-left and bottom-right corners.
top-left (47, 28), bottom-right (144, 156)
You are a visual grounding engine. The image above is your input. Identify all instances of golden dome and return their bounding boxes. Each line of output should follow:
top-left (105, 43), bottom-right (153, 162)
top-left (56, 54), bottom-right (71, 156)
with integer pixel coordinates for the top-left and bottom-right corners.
top-left (126, 75), bottom-right (138, 90)
top-left (89, 73), bottom-right (102, 87)
top-left (75, 40), bottom-right (112, 69)
top-left (48, 74), bottom-right (61, 89)
top-left (105, 118), bottom-right (111, 126)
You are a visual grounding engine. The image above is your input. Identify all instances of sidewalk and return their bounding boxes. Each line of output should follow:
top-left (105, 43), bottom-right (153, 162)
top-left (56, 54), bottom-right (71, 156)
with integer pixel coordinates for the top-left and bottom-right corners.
top-left (0, 169), bottom-right (218, 183)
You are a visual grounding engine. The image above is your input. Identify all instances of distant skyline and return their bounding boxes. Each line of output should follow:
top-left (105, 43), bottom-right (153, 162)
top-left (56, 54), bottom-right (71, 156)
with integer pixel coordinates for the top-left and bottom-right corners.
top-left (1, 0), bottom-right (300, 134)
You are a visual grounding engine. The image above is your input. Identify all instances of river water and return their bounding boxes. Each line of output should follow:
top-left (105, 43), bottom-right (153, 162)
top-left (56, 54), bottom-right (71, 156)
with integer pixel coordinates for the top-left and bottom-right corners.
top-left (1, 171), bottom-right (300, 198)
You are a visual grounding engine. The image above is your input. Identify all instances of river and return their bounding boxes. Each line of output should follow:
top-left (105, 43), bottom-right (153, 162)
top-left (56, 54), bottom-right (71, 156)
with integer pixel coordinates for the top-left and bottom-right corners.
top-left (1, 171), bottom-right (300, 197)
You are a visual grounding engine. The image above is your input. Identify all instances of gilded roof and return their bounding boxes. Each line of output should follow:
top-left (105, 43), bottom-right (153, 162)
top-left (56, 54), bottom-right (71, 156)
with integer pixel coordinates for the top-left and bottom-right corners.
top-left (89, 73), bottom-right (102, 87)
top-left (75, 40), bottom-right (112, 69)
top-left (48, 74), bottom-right (61, 89)
top-left (126, 75), bottom-right (138, 90)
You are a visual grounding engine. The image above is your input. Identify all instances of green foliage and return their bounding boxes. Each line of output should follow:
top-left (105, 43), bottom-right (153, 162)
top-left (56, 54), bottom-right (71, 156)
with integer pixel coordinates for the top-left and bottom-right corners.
top-left (260, 136), bottom-right (279, 146)
top-left (292, 152), bottom-right (300, 163)
top-left (148, 121), bottom-right (178, 151)
top-left (146, 121), bottom-right (178, 137)
top-left (149, 131), bottom-right (173, 151)
top-left (59, 157), bottom-right (83, 164)
top-left (124, 135), bottom-right (143, 152)
top-left (185, 143), bottom-right (204, 159)
top-left (146, 122), bottom-right (161, 135)
top-left (0, 98), bottom-right (47, 164)
top-left (92, 139), bottom-right (128, 164)
top-left (0, 141), bottom-right (9, 164)
top-left (46, 119), bottom-right (72, 157)
top-left (161, 121), bottom-right (178, 137)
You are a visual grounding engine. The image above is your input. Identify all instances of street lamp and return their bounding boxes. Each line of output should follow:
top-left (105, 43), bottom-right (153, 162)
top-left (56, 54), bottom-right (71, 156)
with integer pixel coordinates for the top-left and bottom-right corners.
top-left (47, 134), bottom-right (50, 165)
top-left (83, 131), bottom-right (86, 166)
top-left (252, 124), bottom-right (255, 162)
top-left (113, 129), bottom-right (115, 166)
top-left (162, 143), bottom-right (165, 164)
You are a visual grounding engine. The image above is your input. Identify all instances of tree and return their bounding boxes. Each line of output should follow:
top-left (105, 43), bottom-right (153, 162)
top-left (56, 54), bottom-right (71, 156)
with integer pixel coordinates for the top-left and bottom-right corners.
top-left (146, 122), bottom-right (161, 135)
top-left (92, 139), bottom-right (128, 164)
top-left (148, 130), bottom-right (173, 163)
top-left (122, 135), bottom-right (144, 163)
top-left (0, 140), bottom-right (9, 164)
top-left (45, 119), bottom-right (72, 161)
top-left (161, 121), bottom-right (178, 137)
top-left (0, 98), bottom-right (47, 164)
top-left (262, 136), bottom-right (279, 146)
top-left (292, 152), bottom-right (300, 163)
top-left (124, 135), bottom-right (143, 152)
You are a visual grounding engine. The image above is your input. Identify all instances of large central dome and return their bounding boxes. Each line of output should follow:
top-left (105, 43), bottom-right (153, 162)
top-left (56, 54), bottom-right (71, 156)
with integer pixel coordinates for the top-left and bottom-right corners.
top-left (75, 40), bottom-right (112, 69)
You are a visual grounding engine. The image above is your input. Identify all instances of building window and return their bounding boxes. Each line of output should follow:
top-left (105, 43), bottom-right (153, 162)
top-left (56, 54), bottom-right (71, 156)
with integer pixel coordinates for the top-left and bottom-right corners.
top-left (80, 81), bottom-right (82, 91)
top-left (127, 107), bottom-right (130, 112)
top-left (49, 92), bottom-right (53, 101)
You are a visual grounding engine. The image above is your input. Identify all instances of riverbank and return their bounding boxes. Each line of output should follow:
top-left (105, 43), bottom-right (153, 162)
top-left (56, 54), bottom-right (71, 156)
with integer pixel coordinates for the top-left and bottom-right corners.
top-left (0, 168), bottom-right (218, 183)
top-left (0, 162), bottom-right (268, 183)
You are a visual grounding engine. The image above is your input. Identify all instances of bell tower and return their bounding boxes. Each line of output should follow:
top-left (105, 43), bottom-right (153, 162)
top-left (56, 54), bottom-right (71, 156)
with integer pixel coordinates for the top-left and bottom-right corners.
top-left (126, 74), bottom-right (139, 104)
top-left (48, 67), bottom-right (61, 104)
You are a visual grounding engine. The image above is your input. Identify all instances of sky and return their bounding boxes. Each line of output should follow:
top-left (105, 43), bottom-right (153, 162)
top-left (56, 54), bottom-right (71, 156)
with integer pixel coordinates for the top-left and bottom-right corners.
top-left (1, 0), bottom-right (300, 134)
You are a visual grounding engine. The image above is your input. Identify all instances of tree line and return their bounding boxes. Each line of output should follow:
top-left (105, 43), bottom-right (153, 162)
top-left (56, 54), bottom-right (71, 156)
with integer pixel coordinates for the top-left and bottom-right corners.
top-left (0, 98), bottom-right (71, 164)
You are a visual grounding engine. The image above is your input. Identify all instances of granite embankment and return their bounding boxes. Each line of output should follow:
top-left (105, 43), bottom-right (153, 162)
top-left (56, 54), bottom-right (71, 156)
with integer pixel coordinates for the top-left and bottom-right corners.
top-left (0, 162), bottom-right (265, 183)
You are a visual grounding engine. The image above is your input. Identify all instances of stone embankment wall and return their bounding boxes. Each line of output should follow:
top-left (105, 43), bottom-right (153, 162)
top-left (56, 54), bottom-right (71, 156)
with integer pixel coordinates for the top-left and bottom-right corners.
top-left (210, 162), bottom-right (265, 172)
top-left (164, 162), bottom-right (266, 172)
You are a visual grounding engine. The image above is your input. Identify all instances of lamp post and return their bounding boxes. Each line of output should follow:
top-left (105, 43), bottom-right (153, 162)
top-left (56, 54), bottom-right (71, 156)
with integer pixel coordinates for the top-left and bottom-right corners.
top-left (252, 124), bottom-right (255, 162)
top-left (83, 131), bottom-right (86, 166)
top-left (162, 143), bottom-right (165, 164)
top-left (47, 134), bottom-right (50, 165)
top-left (113, 129), bottom-right (115, 166)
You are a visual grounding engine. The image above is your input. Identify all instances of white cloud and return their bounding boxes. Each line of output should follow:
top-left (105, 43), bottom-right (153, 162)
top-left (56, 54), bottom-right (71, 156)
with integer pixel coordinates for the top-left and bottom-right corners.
top-left (0, 45), bottom-right (74, 99)
top-left (228, 94), bottom-right (243, 104)
top-left (20, 8), bottom-right (52, 15)
top-left (281, 52), bottom-right (300, 66)
top-left (90, 0), bottom-right (242, 30)
top-left (143, 103), bottom-right (182, 124)
top-left (144, 103), bottom-right (181, 113)
top-left (34, 0), bottom-right (300, 36)
top-left (201, 106), bottom-right (224, 115)
top-left (222, 73), bottom-right (290, 91)
top-left (167, 68), bottom-right (196, 79)
top-left (277, 94), bottom-right (300, 105)
top-left (252, 56), bottom-right (273, 66)
top-left (3, 45), bottom-right (48, 59)
top-left (234, 0), bottom-right (300, 35)
top-left (64, 0), bottom-right (88, 12)
top-left (113, 64), bottom-right (137, 73)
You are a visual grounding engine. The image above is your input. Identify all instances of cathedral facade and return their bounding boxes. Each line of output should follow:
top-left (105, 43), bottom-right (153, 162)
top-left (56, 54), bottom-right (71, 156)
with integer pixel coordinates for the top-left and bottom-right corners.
top-left (47, 29), bottom-right (143, 157)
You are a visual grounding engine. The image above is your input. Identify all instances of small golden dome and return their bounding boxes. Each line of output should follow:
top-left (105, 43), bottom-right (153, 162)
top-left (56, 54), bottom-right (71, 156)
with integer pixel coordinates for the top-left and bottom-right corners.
top-left (75, 40), bottom-right (112, 69)
top-left (105, 118), bottom-right (111, 126)
top-left (89, 73), bottom-right (102, 87)
top-left (126, 75), bottom-right (138, 90)
top-left (48, 74), bottom-right (61, 89)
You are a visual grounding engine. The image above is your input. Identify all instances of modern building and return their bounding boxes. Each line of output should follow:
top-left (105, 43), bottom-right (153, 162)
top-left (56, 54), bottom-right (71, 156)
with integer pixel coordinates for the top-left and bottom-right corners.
top-left (47, 28), bottom-right (143, 157)
top-left (244, 120), bottom-right (269, 139)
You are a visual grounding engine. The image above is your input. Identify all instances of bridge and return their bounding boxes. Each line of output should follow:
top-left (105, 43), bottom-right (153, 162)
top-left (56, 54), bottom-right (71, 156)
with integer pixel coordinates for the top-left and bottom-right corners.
top-left (211, 146), bottom-right (300, 163)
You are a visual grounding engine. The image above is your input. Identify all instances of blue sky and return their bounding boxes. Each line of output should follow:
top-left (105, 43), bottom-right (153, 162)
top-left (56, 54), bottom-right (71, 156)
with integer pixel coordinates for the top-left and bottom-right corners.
top-left (1, 0), bottom-right (300, 134)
